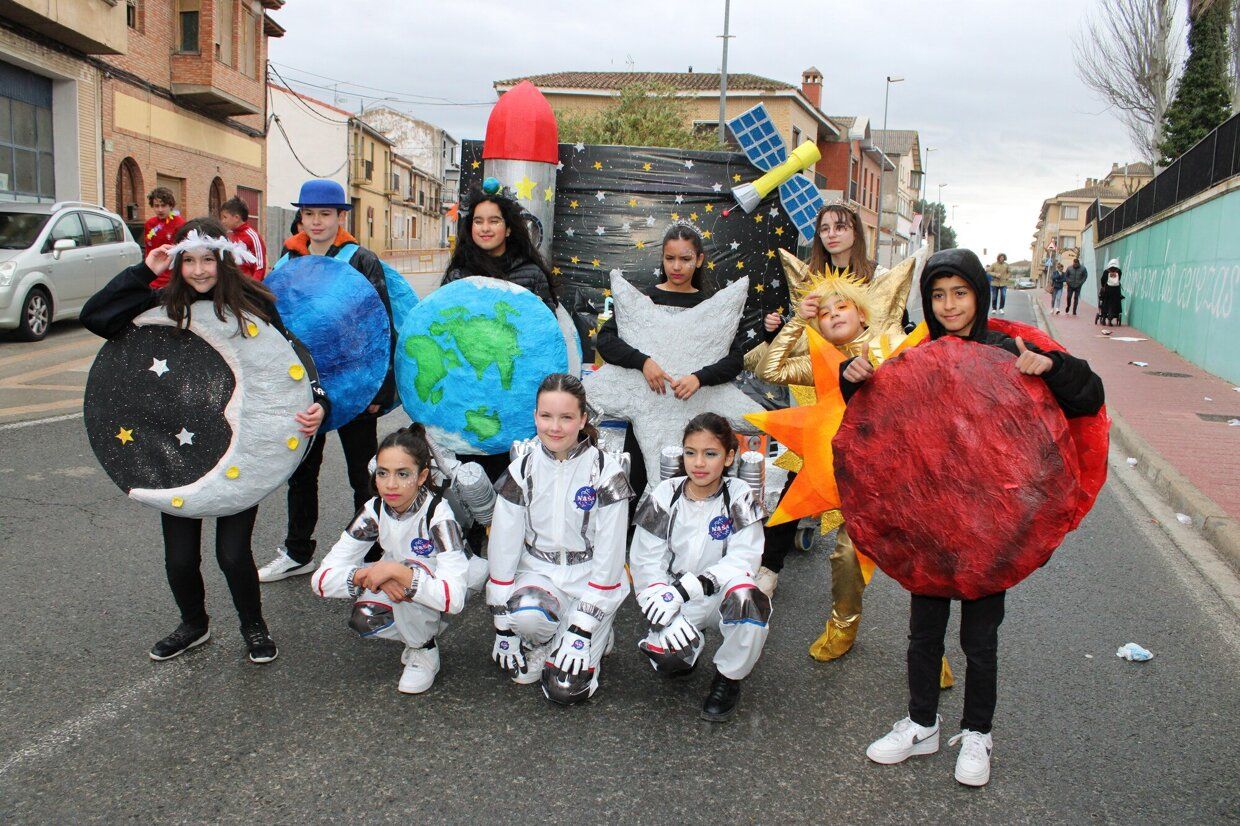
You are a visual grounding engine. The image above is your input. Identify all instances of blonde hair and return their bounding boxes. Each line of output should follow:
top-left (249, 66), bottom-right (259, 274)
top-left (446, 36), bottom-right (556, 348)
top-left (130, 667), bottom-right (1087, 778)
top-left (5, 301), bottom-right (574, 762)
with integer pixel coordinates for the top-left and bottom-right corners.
top-left (803, 271), bottom-right (873, 336)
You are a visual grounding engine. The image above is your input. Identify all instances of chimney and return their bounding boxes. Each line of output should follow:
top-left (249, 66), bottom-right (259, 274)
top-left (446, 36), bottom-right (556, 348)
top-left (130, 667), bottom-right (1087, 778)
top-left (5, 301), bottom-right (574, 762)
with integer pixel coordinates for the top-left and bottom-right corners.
top-left (1111, 162), bottom-right (1119, 173)
top-left (801, 66), bottom-right (823, 110)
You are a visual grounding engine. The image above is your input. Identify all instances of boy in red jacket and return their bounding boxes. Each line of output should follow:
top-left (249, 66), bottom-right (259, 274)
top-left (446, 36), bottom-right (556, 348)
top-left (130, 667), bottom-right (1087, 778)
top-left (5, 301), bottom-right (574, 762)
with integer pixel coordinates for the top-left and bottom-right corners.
top-left (143, 187), bottom-right (185, 289)
top-left (219, 196), bottom-right (267, 281)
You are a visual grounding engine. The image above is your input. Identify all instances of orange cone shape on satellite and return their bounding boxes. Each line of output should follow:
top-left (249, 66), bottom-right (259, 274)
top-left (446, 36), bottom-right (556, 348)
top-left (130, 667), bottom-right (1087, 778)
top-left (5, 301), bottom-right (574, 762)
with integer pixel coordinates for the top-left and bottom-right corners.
top-left (745, 325), bottom-right (848, 526)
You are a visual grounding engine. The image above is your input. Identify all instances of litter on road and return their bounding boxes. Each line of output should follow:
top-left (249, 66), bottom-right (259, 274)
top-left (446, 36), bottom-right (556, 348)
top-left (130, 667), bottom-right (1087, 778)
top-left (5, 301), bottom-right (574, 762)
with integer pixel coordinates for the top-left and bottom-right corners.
top-left (1116, 643), bottom-right (1154, 662)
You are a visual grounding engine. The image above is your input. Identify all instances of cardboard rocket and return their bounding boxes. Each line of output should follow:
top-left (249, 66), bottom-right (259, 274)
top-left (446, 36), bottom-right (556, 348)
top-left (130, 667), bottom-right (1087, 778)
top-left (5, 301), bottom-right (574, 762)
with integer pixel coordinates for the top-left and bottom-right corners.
top-left (484, 80), bottom-right (559, 264)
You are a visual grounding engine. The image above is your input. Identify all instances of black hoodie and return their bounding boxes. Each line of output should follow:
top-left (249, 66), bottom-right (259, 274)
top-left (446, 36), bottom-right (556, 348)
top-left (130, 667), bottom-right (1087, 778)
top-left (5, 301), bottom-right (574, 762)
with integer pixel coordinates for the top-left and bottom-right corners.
top-left (840, 248), bottom-right (1104, 418)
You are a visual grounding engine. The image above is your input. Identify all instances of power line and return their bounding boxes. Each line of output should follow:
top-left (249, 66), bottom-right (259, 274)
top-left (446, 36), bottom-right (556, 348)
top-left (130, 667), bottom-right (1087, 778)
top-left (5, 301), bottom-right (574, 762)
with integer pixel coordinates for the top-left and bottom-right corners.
top-left (269, 61), bottom-right (493, 107)
top-left (268, 113), bottom-right (348, 179)
top-left (267, 64), bottom-right (351, 125)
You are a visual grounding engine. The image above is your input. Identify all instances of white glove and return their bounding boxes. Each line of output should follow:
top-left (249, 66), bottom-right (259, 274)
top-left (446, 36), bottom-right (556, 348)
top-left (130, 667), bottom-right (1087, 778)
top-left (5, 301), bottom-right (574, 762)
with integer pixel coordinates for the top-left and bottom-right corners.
top-left (661, 614), bottom-right (700, 653)
top-left (491, 630), bottom-right (525, 673)
top-left (551, 626), bottom-right (593, 675)
top-left (639, 584), bottom-right (685, 626)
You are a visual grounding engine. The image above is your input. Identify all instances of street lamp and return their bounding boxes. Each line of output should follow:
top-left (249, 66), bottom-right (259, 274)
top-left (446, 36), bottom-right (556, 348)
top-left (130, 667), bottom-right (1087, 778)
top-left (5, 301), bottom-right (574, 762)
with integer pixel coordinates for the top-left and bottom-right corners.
top-left (935, 183), bottom-right (947, 247)
top-left (874, 75), bottom-right (904, 266)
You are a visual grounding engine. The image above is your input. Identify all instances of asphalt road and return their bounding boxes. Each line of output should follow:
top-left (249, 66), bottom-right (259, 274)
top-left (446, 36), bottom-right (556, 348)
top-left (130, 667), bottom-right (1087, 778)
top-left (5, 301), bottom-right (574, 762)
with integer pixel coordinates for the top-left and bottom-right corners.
top-left (1, 293), bottom-right (1237, 823)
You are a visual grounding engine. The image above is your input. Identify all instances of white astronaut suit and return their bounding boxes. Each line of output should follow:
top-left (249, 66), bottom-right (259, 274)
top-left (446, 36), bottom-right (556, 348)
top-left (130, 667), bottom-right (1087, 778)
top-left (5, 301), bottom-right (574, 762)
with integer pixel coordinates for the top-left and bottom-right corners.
top-left (487, 439), bottom-right (634, 705)
top-left (630, 475), bottom-right (772, 680)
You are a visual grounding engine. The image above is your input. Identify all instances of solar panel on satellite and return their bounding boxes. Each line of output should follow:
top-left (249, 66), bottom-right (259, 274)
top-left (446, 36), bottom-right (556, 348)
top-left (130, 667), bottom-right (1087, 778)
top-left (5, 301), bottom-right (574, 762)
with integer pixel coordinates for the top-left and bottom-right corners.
top-left (726, 104), bottom-right (825, 242)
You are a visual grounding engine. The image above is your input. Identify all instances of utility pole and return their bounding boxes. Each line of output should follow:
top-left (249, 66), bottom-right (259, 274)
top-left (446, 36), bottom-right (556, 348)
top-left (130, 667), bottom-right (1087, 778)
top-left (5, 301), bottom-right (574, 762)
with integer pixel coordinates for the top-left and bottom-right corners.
top-left (936, 182), bottom-right (947, 249)
top-left (718, 0), bottom-right (732, 145)
top-left (874, 75), bottom-right (903, 265)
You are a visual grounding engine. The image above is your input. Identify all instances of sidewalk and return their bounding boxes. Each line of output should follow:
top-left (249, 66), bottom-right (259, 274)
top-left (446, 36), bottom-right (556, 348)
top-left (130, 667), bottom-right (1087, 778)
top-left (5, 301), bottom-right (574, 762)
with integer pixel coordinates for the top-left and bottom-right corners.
top-left (1034, 290), bottom-right (1240, 567)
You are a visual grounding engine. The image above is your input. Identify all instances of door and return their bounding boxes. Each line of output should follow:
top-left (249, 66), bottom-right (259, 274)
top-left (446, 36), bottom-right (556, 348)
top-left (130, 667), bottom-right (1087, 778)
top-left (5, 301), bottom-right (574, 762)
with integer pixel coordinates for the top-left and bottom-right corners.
top-left (42, 212), bottom-right (92, 312)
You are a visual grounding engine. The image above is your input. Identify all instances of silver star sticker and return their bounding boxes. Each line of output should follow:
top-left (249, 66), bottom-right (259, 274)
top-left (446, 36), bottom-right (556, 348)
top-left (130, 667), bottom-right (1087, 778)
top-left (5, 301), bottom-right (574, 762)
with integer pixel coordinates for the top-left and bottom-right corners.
top-left (769, 206), bottom-right (780, 218)
top-left (712, 183), bottom-right (723, 193)
top-left (645, 215), bottom-right (657, 227)
top-left (596, 190), bottom-right (606, 202)
top-left (674, 194), bottom-right (685, 204)
top-left (148, 358), bottom-right (169, 377)
top-left (595, 226), bottom-right (605, 236)
top-left (730, 240), bottom-right (741, 251)
top-left (584, 274), bottom-right (760, 492)
top-left (565, 227), bottom-right (575, 237)
top-left (746, 329), bottom-right (756, 339)
top-left (175, 427), bottom-right (194, 446)
top-left (653, 268), bottom-right (661, 276)
top-left (684, 160), bottom-right (694, 169)
top-left (574, 142), bottom-right (585, 152)
top-left (621, 222), bottom-right (631, 232)
top-left (556, 162), bottom-right (564, 171)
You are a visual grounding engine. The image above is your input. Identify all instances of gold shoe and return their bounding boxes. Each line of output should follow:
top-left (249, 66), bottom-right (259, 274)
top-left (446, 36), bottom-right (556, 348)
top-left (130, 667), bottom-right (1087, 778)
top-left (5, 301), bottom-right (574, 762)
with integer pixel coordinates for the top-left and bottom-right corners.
top-left (808, 613), bottom-right (860, 662)
top-left (940, 656), bottom-right (955, 689)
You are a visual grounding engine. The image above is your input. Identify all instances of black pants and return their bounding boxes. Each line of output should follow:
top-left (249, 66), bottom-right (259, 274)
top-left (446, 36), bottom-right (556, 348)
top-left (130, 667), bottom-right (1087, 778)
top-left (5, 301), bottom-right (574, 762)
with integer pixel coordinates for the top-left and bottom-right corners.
top-left (1065, 285), bottom-right (1082, 314)
top-left (462, 451), bottom-right (513, 484)
top-left (761, 471), bottom-right (798, 572)
top-left (284, 413), bottom-right (378, 565)
top-left (161, 506), bottom-right (262, 629)
top-left (908, 590), bottom-right (1006, 734)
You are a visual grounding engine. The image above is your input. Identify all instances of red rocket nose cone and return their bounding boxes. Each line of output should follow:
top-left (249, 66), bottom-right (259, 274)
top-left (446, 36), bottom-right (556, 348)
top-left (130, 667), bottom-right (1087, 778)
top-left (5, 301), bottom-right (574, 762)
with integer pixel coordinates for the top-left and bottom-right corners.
top-left (483, 80), bottom-right (560, 164)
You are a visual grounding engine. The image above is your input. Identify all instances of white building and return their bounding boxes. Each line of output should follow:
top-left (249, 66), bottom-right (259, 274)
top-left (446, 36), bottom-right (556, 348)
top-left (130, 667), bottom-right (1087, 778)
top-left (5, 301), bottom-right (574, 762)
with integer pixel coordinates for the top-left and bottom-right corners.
top-left (265, 83), bottom-right (349, 245)
top-left (873, 129), bottom-right (923, 267)
top-left (360, 106), bottom-right (458, 245)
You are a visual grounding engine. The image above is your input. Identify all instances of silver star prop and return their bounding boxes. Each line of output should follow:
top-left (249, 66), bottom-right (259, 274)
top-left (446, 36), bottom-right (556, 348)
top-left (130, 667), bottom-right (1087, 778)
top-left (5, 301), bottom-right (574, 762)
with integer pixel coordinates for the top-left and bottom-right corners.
top-left (584, 274), bottom-right (762, 492)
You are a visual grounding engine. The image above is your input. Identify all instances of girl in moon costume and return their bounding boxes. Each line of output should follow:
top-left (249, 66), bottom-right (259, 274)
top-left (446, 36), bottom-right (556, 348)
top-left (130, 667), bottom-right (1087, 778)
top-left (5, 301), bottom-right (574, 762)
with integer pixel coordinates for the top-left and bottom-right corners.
top-left (81, 218), bottom-right (327, 664)
top-left (630, 413), bottom-right (770, 723)
top-left (487, 373), bottom-right (634, 706)
top-left (309, 425), bottom-right (470, 694)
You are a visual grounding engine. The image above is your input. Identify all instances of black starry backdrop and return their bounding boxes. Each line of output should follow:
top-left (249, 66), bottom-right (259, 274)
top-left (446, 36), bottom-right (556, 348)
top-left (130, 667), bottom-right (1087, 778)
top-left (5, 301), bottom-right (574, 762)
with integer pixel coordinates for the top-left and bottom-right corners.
top-left (459, 140), bottom-right (806, 362)
top-left (84, 326), bottom-right (235, 492)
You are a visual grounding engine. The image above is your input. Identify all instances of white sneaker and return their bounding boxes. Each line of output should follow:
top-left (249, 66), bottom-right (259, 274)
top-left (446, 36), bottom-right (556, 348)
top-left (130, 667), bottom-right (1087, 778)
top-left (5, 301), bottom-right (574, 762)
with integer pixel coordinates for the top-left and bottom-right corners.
top-left (949, 729), bottom-right (993, 786)
top-left (398, 643), bottom-right (440, 694)
top-left (754, 566), bottom-right (779, 598)
top-left (866, 715), bottom-right (940, 764)
top-left (257, 548), bottom-right (315, 582)
top-left (514, 640), bottom-right (551, 685)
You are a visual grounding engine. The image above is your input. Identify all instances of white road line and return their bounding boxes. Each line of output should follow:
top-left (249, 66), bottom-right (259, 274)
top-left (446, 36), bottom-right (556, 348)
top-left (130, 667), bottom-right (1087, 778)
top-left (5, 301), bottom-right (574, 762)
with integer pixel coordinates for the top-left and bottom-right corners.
top-left (0, 412), bottom-right (83, 430)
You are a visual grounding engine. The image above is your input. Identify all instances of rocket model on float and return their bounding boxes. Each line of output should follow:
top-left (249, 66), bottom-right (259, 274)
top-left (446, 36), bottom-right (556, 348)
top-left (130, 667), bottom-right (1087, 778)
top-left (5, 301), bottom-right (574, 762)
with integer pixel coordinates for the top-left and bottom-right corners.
top-left (482, 80), bottom-right (560, 264)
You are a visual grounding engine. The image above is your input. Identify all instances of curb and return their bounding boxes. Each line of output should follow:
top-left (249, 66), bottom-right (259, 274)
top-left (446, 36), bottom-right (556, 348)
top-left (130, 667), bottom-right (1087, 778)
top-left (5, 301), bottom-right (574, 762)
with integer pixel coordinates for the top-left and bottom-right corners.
top-left (1030, 294), bottom-right (1240, 572)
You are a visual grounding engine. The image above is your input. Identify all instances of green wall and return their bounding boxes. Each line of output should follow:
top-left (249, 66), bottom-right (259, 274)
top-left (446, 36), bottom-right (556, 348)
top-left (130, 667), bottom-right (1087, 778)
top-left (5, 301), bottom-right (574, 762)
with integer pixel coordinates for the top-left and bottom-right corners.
top-left (1098, 187), bottom-right (1240, 385)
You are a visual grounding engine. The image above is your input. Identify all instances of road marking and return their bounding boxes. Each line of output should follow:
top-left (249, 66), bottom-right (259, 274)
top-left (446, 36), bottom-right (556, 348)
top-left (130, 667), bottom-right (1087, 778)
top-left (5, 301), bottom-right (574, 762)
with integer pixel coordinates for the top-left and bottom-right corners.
top-left (0, 355), bottom-right (94, 387)
top-left (0, 334), bottom-right (96, 368)
top-left (0, 411), bottom-right (83, 429)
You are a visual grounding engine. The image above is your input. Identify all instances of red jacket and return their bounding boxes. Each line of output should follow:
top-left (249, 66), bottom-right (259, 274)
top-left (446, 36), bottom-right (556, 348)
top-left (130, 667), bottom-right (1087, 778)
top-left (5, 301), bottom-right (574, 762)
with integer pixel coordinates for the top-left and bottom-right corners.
top-left (228, 222), bottom-right (267, 281)
top-left (143, 214), bottom-right (185, 289)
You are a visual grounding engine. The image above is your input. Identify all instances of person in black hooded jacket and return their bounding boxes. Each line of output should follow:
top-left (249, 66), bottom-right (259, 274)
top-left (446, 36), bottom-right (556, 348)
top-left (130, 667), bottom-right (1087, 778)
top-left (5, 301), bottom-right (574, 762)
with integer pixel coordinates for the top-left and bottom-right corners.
top-left (852, 248), bottom-right (1103, 787)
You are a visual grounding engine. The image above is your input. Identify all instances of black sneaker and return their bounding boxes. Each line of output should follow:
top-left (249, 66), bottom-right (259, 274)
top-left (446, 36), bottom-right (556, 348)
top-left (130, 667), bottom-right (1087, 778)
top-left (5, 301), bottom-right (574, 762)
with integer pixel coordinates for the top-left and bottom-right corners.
top-left (149, 623), bottom-right (210, 661)
top-left (700, 671), bottom-right (742, 722)
top-left (241, 621), bottom-right (278, 664)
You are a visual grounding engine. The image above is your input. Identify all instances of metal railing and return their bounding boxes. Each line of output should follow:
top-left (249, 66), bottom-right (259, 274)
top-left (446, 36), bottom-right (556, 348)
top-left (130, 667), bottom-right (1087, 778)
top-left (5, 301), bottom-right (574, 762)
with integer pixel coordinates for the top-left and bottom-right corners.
top-left (380, 246), bottom-right (450, 275)
top-left (1097, 112), bottom-right (1240, 241)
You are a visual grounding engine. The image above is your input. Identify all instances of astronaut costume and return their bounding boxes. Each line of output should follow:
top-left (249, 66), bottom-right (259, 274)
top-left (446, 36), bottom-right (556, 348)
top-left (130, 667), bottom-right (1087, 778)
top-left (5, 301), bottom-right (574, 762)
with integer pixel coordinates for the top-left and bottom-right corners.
top-left (487, 439), bottom-right (634, 705)
top-left (311, 487), bottom-right (470, 693)
top-left (631, 476), bottom-right (772, 686)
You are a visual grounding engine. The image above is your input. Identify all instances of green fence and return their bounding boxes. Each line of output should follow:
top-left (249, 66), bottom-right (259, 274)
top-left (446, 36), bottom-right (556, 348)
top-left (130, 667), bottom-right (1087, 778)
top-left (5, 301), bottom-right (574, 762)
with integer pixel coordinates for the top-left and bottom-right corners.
top-left (1097, 186), bottom-right (1240, 385)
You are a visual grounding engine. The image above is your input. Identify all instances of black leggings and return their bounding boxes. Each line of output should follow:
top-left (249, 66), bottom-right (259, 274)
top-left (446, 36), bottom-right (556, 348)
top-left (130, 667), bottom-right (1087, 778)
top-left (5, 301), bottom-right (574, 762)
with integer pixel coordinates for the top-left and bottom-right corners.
top-left (761, 472), bottom-right (798, 572)
top-left (161, 506), bottom-right (262, 629)
top-left (907, 590), bottom-right (1006, 734)
top-left (284, 413), bottom-right (378, 564)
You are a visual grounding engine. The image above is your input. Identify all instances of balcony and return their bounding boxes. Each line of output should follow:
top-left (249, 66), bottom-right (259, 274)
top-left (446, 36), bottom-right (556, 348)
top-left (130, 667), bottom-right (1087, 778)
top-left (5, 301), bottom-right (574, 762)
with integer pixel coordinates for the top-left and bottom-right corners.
top-left (0, 0), bottom-right (127, 54)
top-left (170, 54), bottom-right (262, 117)
top-left (352, 158), bottom-right (374, 184)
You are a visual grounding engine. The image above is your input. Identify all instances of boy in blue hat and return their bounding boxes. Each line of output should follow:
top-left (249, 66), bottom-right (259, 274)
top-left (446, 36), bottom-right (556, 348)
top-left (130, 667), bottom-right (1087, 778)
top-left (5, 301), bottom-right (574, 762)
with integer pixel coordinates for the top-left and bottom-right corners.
top-left (259, 179), bottom-right (397, 581)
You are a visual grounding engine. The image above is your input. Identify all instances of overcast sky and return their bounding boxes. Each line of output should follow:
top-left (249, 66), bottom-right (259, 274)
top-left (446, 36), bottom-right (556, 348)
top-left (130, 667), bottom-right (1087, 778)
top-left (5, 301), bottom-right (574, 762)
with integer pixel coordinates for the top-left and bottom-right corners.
top-left (269, 0), bottom-right (1151, 263)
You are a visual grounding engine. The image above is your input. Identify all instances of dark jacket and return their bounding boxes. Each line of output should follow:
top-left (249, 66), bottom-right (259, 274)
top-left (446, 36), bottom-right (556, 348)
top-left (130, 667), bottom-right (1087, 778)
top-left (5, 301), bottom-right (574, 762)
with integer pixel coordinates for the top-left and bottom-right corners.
top-left (841, 248), bottom-right (1104, 418)
top-left (442, 254), bottom-right (555, 311)
top-left (1052, 268), bottom-right (1067, 287)
top-left (595, 286), bottom-right (745, 387)
top-left (1065, 261), bottom-right (1088, 290)
top-left (81, 262), bottom-right (330, 419)
top-left (280, 231), bottom-right (396, 412)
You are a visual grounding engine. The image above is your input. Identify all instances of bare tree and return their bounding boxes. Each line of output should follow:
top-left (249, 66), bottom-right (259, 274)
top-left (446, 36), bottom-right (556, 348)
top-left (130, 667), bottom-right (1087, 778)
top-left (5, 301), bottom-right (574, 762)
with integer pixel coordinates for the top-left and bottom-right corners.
top-left (1230, 0), bottom-right (1240, 109)
top-left (1074, 0), bottom-right (1183, 165)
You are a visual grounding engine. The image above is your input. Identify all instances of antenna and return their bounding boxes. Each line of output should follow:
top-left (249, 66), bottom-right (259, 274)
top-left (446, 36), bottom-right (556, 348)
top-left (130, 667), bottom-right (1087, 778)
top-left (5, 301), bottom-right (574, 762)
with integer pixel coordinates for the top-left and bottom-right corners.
top-left (625, 54), bottom-right (635, 71)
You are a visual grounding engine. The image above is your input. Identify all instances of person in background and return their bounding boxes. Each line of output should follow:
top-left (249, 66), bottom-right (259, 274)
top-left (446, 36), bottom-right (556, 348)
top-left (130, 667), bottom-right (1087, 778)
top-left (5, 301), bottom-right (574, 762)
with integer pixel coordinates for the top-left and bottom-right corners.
top-left (1050, 262), bottom-right (1067, 315)
top-left (1097, 259), bottom-right (1124, 326)
top-left (986, 253), bottom-right (1011, 315)
top-left (219, 197), bottom-right (267, 281)
top-left (143, 187), bottom-right (186, 289)
top-left (1063, 256), bottom-right (1088, 316)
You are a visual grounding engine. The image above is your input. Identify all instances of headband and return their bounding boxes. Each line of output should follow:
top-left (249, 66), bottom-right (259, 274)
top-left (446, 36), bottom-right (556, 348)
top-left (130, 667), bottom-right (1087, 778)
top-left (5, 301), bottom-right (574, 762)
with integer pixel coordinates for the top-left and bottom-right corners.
top-left (167, 229), bottom-right (259, 266)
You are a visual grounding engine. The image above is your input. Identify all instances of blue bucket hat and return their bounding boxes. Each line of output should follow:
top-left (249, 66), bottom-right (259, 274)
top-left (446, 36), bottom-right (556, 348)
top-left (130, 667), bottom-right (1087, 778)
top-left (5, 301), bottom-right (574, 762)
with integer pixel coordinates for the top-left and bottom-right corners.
top-left (292, 179), bottom-right (351, 210)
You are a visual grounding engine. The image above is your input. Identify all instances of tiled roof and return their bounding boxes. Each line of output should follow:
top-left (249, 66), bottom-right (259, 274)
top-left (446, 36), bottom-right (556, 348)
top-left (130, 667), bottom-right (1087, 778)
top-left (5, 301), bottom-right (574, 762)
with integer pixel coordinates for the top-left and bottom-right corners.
top-left (1056, 184), bottom-right (1127, 200)
top-left (873, 129), bottom-right (918, 155)
top-left (494, 72), bottom-right (796, 92)
top-left (829, 115), bottom-right (857, 129)
top-left (1113, 162), bottom-right (1154, 176)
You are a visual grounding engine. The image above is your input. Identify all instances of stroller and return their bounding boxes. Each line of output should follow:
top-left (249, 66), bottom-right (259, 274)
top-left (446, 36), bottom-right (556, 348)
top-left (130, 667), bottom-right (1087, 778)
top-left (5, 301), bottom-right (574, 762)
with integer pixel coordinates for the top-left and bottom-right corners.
top-left (1095, 259), bottom-right (1123, 326)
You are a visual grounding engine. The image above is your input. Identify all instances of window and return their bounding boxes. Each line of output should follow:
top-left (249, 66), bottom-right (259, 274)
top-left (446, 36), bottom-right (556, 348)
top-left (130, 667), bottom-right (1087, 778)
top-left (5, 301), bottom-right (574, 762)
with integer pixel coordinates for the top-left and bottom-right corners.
top-left (82, 213), bottom-right (123, 245)
top-left (792, 125), bottom-right (802, 148)
top-left (178, 0), bottom-right (200, 52)
top-left (214, 0), bottom-right (233, 65)
top-left (236, 186), bottom-right (261, 231)
top-left (45, 213), bottom-right (87, 252)
top-left (1060, 205), bottom-right (1079, 220)
top-left (1058, 235), bottom-right (1077, 250)
top-left (208, 176), bottom-right (226, 216)
top-left (848, 158), bottom-right (858, 202)
top-left (239, 3), bottom-right (258, 77)
top-left (127, 0), bottom-right (141, 30)
top-left (0, 81), bottom-right (55, 203)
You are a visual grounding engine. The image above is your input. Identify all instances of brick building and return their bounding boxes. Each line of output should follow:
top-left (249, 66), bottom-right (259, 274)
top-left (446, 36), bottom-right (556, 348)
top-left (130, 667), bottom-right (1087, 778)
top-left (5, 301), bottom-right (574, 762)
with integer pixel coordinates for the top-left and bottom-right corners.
top-left (818, 112), bottom-right (893, 259)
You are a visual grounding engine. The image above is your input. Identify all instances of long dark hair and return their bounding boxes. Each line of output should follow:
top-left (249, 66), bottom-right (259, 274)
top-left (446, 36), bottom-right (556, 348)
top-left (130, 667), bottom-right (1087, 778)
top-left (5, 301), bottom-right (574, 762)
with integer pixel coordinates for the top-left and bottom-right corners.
top-left (678, 412), bottom-right (737, 475)
top-left (658, 223), bottom-right (707, 290)
top-left (809, 204), bottom-right (875, 282)
top-left (373, 423), bottom-right (438, 495)
top-left (162, 217), bottom-right (275, 335)
top-left (536, 373), bottom-right (598, 446)
top-left (447, 186), bottom-right (555, 301)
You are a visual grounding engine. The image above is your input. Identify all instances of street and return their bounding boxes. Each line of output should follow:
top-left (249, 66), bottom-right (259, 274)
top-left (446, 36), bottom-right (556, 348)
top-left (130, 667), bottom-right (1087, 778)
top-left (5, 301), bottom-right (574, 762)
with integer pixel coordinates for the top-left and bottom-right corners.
top-left (1, 292), bottom-right (1238, 823)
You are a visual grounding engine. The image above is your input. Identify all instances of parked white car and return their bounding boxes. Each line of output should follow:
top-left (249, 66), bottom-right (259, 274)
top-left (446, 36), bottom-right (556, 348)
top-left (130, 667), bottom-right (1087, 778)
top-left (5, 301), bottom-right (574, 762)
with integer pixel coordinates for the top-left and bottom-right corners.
top-left (0, 201), bottom-right (142, 341)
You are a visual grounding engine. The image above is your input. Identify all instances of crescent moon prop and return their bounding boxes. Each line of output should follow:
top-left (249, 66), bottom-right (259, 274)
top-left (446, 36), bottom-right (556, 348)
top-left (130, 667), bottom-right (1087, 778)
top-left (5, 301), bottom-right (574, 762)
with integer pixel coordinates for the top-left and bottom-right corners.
top-left (84, 308), bottom-right (315, 518)
top-left (266, 256), bottom-right (391, 432)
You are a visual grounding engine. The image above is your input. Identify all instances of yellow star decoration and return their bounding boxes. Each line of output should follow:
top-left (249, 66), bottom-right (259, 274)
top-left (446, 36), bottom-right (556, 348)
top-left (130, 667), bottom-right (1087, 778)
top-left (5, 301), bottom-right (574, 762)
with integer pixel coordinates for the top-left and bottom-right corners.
top-left (670, 212), bottom-right (680, 221)
top-left (766, 249), bottom-right (776, 259)
top-left (570, 255), bottom-right (580, 264)
top-left (602, 288), bottom-right (612, 297)
top-left (470, 160), bottom-right (480, 169)
top-left (775, 305), bottom-right (785, 315)
top-left (706, 261), bottom-right (716, 270)
top-left (733, 173), bottom-right (742, 182)
top-left (591, 258), bottom-right (601, 268)
top-left (744, 327), bottom-right (848, 525)
top-left (775, 226), bottom-right (785, 236)
top-left (593, 161), bottom-right (603, 170)
top-left (642, 162), bottom-right (652, 172)
top-left (635, 240), bottom-right (646, 249)
top-left (629, 197), bottom-right (638, 207)
top-left (513, 176), bottom-right (537, 200)
top-left (551, 266), bottom-right (562, 276)
top-left (754, 282), bottom-right (764, 291)
top-left (689, 212), bottom-right (698, 221)
top-left (703, 230), bottom-right (712, 239)
top-left (115, 426), bottom-right (134, 445)
top-left (704, 203), bottom-right (714, 212)
top-left (543, 186), bottom-right (555, 202)
top-left (569, 200), bottom-right (579, 209)
top-left (755, 214), bottom-right (764, 223)
top-left (737, 261), bottom-right (746, 270)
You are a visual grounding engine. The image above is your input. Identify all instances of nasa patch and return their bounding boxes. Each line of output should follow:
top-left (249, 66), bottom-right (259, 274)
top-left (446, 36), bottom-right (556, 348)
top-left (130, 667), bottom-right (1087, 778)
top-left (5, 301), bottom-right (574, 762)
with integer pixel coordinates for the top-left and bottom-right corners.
top-left (498, 639), bottom-right (510, 651)
top-left (409, 538), bottom-right (435, 557)
top-left (571, 638), bottom-right (586, 650)
top-left (709, 515), bottom-right (733, 541)
top-left (574, 485), bottom-right (598, 511)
